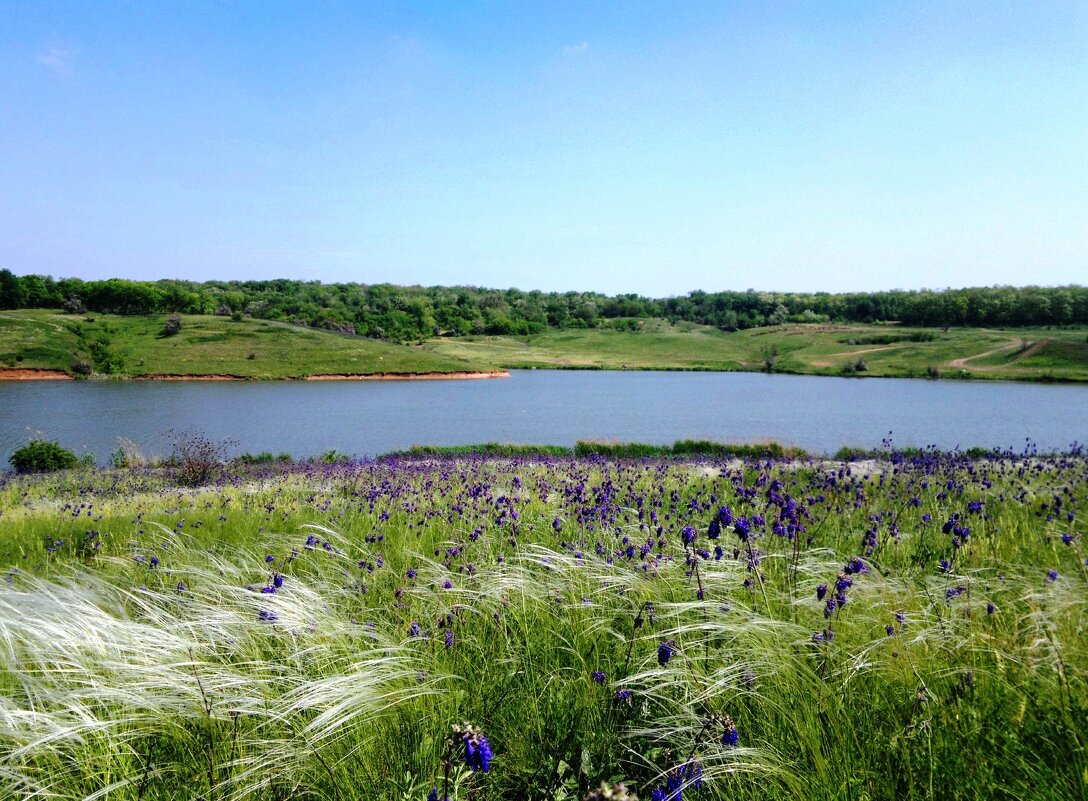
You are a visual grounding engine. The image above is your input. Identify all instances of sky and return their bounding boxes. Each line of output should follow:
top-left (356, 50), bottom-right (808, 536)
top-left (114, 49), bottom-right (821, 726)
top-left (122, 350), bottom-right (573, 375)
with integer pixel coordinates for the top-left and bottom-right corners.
top-left (1, 1), bottom-right (1085, 297)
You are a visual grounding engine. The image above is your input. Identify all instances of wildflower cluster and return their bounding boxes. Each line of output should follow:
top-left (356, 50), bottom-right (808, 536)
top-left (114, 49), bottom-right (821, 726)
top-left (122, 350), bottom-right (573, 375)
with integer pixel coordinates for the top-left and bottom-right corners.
top-left (649, 760), bottom-right (702, 801)
top-left (449, 722), bottom-right (493, 773)
top-left (2, 442), bottom-right (1086, 800)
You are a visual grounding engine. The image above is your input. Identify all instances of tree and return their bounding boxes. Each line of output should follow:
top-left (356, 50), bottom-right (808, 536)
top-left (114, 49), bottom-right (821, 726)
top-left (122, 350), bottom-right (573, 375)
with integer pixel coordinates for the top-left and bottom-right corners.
top-left (0, 269), bottom-right (24, 309)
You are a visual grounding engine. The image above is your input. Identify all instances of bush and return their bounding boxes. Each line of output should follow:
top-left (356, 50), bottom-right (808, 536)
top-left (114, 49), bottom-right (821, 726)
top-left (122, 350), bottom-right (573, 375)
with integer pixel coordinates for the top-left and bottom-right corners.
top-left (232, 451), bottom-right (293, 465)
top-left (162, 313), bottom-right (183, 337)
top-left (166, 429), bottom-right (235, 485)
top-left (9, 440), bottom-right (80, 473)
top-left (385, 443), bottom-right (573, 459)
top-left (70, 358), bottom-right (92, 376)
top-left (109, 437), bottom-right (146, 469)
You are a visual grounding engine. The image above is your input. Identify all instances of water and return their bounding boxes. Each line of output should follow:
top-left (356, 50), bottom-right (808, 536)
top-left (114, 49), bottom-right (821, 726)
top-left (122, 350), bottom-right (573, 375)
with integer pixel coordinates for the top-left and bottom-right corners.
top-left (0, 371), bottom-right (1084, 462)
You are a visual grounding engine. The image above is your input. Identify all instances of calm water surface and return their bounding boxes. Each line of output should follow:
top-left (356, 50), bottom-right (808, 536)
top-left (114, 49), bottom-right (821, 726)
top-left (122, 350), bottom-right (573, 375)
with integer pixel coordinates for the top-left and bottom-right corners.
top-left (0, 371), bottom-right (1084, 462)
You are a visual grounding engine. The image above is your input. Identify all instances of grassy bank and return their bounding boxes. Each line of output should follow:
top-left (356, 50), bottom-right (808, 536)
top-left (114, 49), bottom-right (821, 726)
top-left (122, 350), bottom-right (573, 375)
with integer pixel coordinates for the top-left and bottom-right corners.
top-left (0, 309), bottom-right (480, 378)
top-left (0, 448), bottom-right (1085, 799)
top-left (4, 311), bottom-right (1086, 383)
top-left (424, 320), bottom-right (1088, 382)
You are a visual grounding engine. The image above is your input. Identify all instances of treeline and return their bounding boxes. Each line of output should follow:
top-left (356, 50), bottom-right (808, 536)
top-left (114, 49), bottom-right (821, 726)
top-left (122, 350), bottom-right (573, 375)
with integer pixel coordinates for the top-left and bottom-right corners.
top-left (1, 269), bottom-right (1085, 341)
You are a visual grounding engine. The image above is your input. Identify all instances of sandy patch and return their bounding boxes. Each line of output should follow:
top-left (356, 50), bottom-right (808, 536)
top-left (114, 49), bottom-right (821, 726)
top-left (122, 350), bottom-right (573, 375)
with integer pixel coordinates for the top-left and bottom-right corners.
top-left (135, 371), bottom-right (510, 381)
top-left (0, 368), bottom-right (73, 380)
top-left (304, 371), bottom-right (509, 381)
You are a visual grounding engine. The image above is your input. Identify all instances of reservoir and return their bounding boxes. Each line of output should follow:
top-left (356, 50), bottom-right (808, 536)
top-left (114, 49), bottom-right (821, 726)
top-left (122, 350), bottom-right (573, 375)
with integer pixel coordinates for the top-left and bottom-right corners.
top-left (1, 370), bottom-right (1084, 462)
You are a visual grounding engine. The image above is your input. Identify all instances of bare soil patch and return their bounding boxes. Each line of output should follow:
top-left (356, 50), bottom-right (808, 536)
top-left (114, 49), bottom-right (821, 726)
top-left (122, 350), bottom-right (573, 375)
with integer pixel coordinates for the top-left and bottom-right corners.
top-left (0, 368), bottom-right (73, 380)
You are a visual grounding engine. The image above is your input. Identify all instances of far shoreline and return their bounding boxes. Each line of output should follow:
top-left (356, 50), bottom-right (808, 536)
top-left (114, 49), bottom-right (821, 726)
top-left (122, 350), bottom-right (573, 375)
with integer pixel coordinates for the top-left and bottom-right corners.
top-left (2, 364), bottom-right (1087, 385)
top-left (0, 367), bottom-right (510, 382)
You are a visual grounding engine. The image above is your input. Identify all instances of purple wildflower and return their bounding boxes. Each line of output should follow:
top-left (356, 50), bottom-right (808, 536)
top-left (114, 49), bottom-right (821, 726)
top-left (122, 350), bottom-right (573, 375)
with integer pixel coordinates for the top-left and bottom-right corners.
top-left (658, 640), bottom-right (676, 666)
top-left (721, 715), bottom-right (739, 748)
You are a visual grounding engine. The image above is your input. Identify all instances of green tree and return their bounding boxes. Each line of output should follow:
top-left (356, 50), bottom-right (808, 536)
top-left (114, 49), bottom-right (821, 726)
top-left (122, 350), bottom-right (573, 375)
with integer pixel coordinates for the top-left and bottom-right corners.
top-left (0, 269), bottom-right (25, 309)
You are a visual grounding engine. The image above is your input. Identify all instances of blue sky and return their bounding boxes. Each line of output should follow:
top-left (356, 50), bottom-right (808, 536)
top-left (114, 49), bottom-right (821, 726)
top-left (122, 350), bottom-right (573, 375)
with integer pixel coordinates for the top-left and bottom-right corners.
top-left (1, 1), bottom-right (1085, 295)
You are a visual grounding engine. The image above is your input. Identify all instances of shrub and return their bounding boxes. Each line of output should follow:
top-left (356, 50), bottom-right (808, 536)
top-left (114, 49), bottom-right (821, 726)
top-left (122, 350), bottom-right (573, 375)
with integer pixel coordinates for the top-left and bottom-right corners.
top-left (231, 310), bottom-right (245, 322)
top-left (109, 437), bottom-right (146, 469)
top-left (386, 443), bottom-right (573, 459)
top-left (70, 358), bottom-right (92, 376)
top-left (232, 451), bottom-right (293, 465)
top-left (162, 313), bottom-right (183, 337)
top-left (165, 429), bottom-right (235, 485)
top-left (61, 296), bottom-right (86, 314)
top-left (9, 440), bottom-right (80, 473)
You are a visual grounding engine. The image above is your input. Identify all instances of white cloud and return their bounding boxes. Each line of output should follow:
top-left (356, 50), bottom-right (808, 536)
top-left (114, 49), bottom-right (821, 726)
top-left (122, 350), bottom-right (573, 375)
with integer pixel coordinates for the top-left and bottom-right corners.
top-left (562, 41), bottom-right (590, 57)
top-left (37, 45), bottom-right (72, 76)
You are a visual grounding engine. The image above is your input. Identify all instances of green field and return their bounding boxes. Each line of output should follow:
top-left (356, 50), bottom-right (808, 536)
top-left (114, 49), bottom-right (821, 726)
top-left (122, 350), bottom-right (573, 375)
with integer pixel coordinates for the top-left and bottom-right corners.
top-left (3, 310), bottom-right (1086, 382)
top-left (0, 310), bottom-right (479, 378)
top-left (425, 320), bottom-right (1088, 382)
top-left (0, 449), bottom-right (1085, 800)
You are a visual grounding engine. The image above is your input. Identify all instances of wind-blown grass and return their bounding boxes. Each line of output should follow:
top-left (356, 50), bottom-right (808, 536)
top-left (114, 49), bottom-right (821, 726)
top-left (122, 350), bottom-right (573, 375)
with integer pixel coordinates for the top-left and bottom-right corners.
top-left (0, 448), bottom-right (1085, 799)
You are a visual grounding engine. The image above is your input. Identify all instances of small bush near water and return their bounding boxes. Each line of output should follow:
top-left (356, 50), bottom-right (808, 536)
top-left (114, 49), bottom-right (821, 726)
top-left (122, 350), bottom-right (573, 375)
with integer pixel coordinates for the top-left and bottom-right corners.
top-left (8, 439), bottom-right (80, 473)
top-left (165, 428), bottom-right (235, 485)
top-left (0, 445), bottom-right (1085, 799)
top-left (232, 451), bottom-right (293, 465)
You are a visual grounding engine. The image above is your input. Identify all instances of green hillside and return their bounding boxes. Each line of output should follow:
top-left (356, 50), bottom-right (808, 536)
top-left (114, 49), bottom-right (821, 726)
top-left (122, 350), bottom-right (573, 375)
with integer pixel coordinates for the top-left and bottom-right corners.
top-left (3, 310), bottom-right (1085, 382)
top-left (0, 310), bottom-right (481, 378)
top-left (424, 320), bottom-right (1088, 382)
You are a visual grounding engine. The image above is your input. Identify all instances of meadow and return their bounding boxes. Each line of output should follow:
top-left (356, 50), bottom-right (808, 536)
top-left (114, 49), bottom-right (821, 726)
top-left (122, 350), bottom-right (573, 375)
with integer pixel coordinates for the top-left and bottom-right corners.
top-left (425, 320), bottom-right (1088, 382)
top-left (3, 309), bottom-right (1087, 383)
top-left (0, 310), bottom-right (476, 378)
top-left (0, 445), bottom-right (1085, 800)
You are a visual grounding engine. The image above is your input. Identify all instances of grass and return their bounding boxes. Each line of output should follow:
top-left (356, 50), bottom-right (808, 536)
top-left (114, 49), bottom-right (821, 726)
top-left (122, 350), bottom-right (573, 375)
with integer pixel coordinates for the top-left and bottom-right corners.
top-left (4, 311), bottom-right (1085, 382)
top-left (0, 446), bottom-right (1085, 799)
top-left (424, 321), bottom-right (1088, 382)
top-left (0, 310), bottom-right (481, 378)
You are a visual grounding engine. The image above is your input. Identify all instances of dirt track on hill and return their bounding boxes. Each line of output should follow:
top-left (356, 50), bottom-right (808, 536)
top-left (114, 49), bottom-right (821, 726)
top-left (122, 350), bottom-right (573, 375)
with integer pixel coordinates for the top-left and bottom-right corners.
top-left (947, 341), bottom-right (1022, 370)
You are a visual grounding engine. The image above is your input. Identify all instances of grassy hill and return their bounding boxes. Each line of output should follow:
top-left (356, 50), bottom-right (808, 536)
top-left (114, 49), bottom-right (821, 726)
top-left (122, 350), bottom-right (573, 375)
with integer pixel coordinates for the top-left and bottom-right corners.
top-left (424, 319), bottom-right (1088, 382)
top-left (0, 310), bottom-right (481, 378)
top-left (3, 310), bottom-right (1085, 382)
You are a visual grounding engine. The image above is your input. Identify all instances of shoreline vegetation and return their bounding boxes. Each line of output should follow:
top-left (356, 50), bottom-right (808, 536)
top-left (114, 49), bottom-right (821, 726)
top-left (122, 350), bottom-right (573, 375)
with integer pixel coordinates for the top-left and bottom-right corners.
top-left (2, 309), bottom-right (1087, 383)
top-left (1, 439), bottom-right (1085, 799)
top-left (5, 436), bottom-right (1071, 472)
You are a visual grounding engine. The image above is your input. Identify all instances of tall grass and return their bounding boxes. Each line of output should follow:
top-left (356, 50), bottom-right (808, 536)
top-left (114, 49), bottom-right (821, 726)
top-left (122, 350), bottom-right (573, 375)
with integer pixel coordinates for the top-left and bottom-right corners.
top-left (0, 451), bottom-right (1085, 799)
